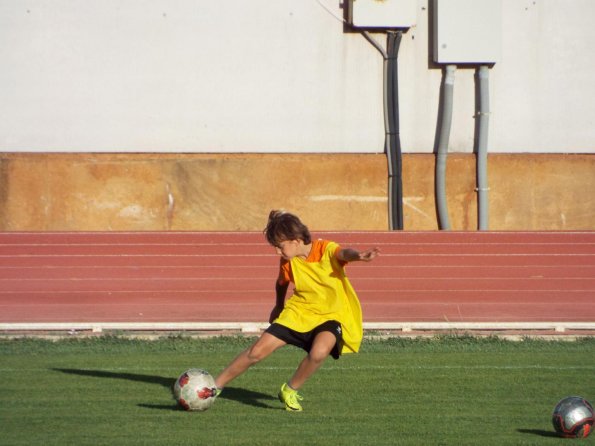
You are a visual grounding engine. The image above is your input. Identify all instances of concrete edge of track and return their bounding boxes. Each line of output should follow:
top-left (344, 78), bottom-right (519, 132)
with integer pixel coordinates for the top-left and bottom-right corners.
top-left (2, 321), bottom-right (595, 340)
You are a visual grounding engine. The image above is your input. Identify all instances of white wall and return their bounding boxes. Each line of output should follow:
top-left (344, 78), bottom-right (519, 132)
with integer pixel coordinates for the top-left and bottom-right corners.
top-left (0, 0), bottom-right (593, 153)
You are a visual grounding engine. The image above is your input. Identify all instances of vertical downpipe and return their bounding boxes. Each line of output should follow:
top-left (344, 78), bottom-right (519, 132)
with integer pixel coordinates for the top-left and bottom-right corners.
top-left (361, 30), bottom-right (404, 230)
top-left (476, 65), bottom-right (490, 230)
top-left (387, 31), bottom-right (404, 230)
top-left (435, 64), bottom-right (456, 230)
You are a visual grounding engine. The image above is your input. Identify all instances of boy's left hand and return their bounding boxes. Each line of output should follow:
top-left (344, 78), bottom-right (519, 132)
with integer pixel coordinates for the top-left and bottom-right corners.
top-left (358, 247), bottom-right (380, 262)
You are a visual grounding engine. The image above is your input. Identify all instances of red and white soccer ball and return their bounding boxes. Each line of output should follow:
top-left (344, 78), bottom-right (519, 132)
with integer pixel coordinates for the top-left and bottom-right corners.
top-left (173, 368), bottom-right (217, 411)
top-left (552, 396), bottom-right (594, 438)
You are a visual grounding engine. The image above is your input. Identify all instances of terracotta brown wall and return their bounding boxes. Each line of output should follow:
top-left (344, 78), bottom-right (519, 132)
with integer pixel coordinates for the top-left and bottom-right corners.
top-left (0, 153), bottom-right (593, 231)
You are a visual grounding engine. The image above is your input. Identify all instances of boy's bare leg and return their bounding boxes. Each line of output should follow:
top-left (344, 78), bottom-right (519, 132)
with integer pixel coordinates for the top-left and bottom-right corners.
top-left (215, 332), bottom-right (286, 388)
top-left (288, 331), bottom-right (336, 390)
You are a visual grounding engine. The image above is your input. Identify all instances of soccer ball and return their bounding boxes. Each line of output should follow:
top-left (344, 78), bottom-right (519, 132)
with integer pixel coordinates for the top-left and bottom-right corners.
top-left (552, 396), bottom-right (594, 438)
top-left (173, 368), bottom-right (217, 411)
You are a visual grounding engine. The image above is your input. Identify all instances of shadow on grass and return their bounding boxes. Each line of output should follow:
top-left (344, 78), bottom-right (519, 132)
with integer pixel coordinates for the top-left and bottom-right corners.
top-left (516, 428), bottom-right (560, 438)
top-left (217, 387), bottom-right (277, 409)
top-left (138, 387), bottom-right (276, 410)
top-left (52, 368), bottom-right (277, 409)
top-left (53, 367), bottom-right (174, 388)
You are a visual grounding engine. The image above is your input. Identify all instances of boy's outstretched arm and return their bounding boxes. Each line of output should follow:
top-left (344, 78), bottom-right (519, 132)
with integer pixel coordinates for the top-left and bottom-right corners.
top-left (337, 247), bottom-right (380, 263)
top-left (269, 280), bottom-right (288, 323)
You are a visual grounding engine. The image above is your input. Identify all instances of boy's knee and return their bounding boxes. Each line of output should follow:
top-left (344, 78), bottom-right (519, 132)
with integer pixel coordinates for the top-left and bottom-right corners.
top-left (309, 332), bottom-right (336, 363)
top-left (246, 345), bottom-right (268, 364)
top-left (308, 345), bottom-right (332, 363)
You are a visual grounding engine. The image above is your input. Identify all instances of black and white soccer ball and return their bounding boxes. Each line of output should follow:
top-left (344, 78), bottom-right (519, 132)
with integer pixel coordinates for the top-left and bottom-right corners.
top-left (552, 396), bottom-right (594, 438)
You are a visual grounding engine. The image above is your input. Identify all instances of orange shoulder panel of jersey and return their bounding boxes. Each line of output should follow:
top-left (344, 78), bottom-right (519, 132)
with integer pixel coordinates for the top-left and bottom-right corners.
top-left (278, 258), bottom-right (292, 285)
top-left (306, 239), bottom-right (343, 262)
top-left (306, 239), bottom-right (328, 262)
top-left (277, 239), bottom-right (341, 285)
top-left (310, 239), bottom-right (345, 266)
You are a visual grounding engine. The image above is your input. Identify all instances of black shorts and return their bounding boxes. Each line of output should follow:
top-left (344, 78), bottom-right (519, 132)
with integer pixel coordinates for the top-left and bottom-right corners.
top-left (265, 320), bottom-right (344, 360)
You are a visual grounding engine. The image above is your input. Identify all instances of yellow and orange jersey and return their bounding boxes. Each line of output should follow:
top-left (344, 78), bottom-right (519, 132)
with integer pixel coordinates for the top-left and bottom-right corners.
top-left (273, 239), bottom-right (363, 354)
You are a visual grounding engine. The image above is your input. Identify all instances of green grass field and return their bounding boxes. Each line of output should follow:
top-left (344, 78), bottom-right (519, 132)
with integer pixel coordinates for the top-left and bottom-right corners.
top-left (1, 335), bottom-right (594, 445)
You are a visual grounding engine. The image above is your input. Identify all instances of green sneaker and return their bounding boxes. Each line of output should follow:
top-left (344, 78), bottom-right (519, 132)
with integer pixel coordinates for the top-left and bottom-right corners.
top-left (278, 383), bottom-right (303, 412)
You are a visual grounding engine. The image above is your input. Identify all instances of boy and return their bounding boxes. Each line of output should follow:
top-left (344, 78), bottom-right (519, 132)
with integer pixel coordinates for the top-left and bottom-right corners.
top-left (214, 210), bottom-right (379, 411)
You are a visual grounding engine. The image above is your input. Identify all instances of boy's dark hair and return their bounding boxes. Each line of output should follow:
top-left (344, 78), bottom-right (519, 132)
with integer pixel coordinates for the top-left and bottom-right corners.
top-left (264, 210), bottom-right (312, 246)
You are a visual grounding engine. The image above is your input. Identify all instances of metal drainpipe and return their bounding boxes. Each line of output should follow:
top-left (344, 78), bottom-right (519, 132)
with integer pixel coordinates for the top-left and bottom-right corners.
top-left (387, 31), bottom-right (403, 230)
top-left (476, 65), bottom-right (490, 230)
top-left (361, 30), bottom-right (404, 230)
top-left (435, 64), bottom-right (456, 230)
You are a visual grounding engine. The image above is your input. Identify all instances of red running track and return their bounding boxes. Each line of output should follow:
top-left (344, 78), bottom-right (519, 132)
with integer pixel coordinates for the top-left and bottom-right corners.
top-left (0, 231), bottom-right (594, 325)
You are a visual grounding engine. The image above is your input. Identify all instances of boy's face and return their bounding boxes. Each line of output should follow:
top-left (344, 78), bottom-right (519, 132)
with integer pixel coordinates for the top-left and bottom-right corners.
top-left (274, 239), bottom-right (302, 260)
